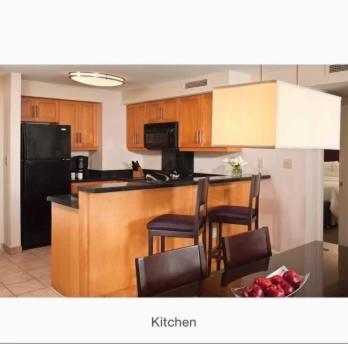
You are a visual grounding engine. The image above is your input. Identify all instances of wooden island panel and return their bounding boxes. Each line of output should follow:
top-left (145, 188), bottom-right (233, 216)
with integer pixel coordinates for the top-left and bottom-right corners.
top-left (51, 180), bottom-right (251, 297)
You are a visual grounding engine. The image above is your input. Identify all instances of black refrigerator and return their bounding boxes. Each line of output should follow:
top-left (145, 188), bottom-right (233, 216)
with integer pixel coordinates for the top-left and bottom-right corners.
top-left (21, 123), bottom-right (71, 249)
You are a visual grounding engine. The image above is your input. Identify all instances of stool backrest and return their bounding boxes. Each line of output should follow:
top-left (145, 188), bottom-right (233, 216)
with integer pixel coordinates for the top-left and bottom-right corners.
top-left (248, 173), bottom-right (261, 217)
top-left (135, 244), bottom-right (207, 296)
top-left (222, 226), bottom-right (272, 270)
top-left (194, 177), bottom-right (209, 235)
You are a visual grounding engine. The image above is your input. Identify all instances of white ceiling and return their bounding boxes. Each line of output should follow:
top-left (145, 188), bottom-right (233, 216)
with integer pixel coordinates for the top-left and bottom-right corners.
top-left (0, 65), bottom-right (235, 89)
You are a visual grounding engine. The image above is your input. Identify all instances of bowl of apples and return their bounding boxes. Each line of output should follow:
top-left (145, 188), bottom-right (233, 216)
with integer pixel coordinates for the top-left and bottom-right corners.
top-left (231, 266), bottom-right (310, 297)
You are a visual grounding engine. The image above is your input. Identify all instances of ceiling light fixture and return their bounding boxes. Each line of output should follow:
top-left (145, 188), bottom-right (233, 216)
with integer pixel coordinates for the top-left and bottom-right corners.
top-left (69, 72), bottom-right (125, 87)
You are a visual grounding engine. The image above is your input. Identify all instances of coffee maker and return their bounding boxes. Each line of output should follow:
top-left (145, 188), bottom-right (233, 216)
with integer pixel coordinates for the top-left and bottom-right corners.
top-left (71, 155), bottom-right (88, 180)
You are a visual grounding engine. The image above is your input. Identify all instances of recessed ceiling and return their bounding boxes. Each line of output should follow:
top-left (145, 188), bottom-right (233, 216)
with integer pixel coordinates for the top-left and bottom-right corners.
top-left (0, 65), bottom-right (236, 89)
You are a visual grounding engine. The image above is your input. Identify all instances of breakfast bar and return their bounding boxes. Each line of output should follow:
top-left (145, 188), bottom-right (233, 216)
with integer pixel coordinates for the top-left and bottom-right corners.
top-left (48, 175), bottom-right (270, 297)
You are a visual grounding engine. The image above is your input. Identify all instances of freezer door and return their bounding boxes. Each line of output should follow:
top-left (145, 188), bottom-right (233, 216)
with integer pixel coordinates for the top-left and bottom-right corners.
top-left (21, 160), bottom-right (71, 249)
top-left (21, 123), bottom-right (71, 160)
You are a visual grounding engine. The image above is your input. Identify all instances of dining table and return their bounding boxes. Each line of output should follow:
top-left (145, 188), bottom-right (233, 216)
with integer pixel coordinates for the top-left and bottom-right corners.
top-left (156, 241), bottom-right (348, 297)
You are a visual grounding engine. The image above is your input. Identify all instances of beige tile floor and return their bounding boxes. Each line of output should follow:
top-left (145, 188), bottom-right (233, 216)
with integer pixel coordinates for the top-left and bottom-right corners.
top-left (0, 246), bottom-right (61, 297)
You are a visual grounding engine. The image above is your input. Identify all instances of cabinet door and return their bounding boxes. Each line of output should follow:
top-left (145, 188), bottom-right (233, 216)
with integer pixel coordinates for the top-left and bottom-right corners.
top-left (36, 98), bottom-right (59, 123)
top-left (178, 93), bottom-right (212, 148)
top-left (59, 101), bottom-right (78, 148)
top-left (144, 101), bottom-right (162, 123)
top-left (21, 97), bottom-right (36, 122)
top-left (76, 102), bottom-right (99, 149)
top-left (162, 98), bottom-right (177, 122)
top-left (127, 104), bottom-right (145, 149)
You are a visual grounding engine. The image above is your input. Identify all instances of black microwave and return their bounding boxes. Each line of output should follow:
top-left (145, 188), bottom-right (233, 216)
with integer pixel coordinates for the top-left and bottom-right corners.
top-left (144, 122), bottom-right (178, 150)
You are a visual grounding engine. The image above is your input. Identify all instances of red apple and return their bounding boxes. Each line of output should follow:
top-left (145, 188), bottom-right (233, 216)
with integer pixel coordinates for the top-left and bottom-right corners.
top-left (242, 283), bottom-right (264, 297)
top-left (279, 280), bottom-right (294, 296)
top-left (254, 277), bottom-right (272, 291)
top-left (265, 284), bottom-right (285, 297)
top-left (271, 275), bottom-right (285, 285)
top-left (283, 270), bottom-right (301, 289)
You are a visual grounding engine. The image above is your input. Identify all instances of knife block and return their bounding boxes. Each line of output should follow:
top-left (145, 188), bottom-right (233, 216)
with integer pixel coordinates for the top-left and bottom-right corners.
top-left (133, 167), bottom-right (144, 179)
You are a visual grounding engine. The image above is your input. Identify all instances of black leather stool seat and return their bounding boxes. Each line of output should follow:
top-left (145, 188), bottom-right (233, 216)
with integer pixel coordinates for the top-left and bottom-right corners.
top-left (148, 214), bottom-right (201, 232)
top-left (209, 205), bottom-right (256, 223)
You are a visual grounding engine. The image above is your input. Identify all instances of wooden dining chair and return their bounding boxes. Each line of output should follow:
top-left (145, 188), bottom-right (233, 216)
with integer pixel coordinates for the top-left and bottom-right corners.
top-left (222, 226), bottom-right (272, 271)
top-left (135, 244), bottom-right (207, 297)
top-left (147, 177), bottom-right (209, 255)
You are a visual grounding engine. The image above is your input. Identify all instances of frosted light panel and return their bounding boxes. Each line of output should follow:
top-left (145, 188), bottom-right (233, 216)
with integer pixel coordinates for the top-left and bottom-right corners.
top-left (212, 81), bottom-right (341, 149)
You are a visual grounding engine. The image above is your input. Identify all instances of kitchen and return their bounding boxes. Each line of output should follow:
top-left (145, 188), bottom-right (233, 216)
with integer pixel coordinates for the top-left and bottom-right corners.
top-left (0, 65), bottom-right (346, 297)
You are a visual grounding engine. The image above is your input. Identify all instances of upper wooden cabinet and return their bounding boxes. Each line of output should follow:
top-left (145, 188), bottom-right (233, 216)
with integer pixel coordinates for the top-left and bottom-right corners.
top-left (126, 92), bottom-right (240, 153)
top-left (178, 93), bottom-right (212, 148)
top-left (21, 97), bottom-right (59, 123)
top-left (59, 100), bottom-right (100, 150)
top-left (22, 97), bottom-right (100, 151)
top-left (127, 103), bottom-right (145, 149)
top-left (144, 99), bottom-right (177, 123)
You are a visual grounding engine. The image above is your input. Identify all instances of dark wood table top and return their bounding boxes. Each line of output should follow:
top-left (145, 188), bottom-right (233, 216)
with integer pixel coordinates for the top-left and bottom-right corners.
top-left (157, 241), bottom-right (348, 297)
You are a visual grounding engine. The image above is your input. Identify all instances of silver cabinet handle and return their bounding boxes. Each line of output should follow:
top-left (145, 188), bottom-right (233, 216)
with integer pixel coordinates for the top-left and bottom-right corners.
top-left (36, 105), bottom-right (39, 118)
top-left (135, 133), bottom-right (137, 144)
top-left (31, 106), bottom-right (35, 118)
top-left (80, 133), bottom-right (82, 144)
top-left (200, 129), bottom-right (203, 144)
top-left (195, 130), bottom-right (199, 144)
top-left (198, 130), bottom-right (201, 144)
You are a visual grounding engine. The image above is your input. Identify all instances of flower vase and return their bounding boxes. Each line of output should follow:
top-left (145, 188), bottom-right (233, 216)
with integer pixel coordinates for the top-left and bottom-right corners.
top-left (232, 165), bottom-right (242, 178)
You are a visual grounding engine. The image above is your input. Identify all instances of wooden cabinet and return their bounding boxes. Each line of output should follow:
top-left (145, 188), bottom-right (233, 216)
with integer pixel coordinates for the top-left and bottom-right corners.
top-left (76, 102), bottom-right (99, 149)
top-left (144, 98), bottom-right (177, 123)
top-left (59, 100), bottom-right (99, 150)
top-left (126, 92), bottom-right (240, 153)
top-left (178, 93), bottom-right (212, 148)
top-left (127, 103), bottom-right (145, 149)
top-left (21, 97), bottom-right (59, 123)
top-left (59, 101), bottom-right (78, 147)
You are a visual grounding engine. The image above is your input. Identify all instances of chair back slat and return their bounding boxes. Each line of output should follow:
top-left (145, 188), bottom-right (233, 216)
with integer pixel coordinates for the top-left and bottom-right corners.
top-left (135, 244), bottom-right (207, 296)
top-left (248, 173), bottom-right (261, 215)
top-left (194, 177), bottom-right (209, 234)
top-left (222, 226), bottom-right (272, 270)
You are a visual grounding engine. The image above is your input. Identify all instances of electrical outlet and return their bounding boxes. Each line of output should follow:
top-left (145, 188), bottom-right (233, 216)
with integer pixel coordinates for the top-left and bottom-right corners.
top-left (283, 159), bottom-right (292, 169)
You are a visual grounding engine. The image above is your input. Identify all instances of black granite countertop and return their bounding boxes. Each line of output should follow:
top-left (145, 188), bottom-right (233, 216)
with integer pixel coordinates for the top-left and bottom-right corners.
top-left (47, 195), bottom-right (79, 209)
top-left (48, 175), bottom-right (270, 209)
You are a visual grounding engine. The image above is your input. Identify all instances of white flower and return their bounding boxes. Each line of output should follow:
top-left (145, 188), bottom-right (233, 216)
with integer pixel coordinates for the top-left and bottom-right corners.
top-left (223, 155), bottom-right (248, 167)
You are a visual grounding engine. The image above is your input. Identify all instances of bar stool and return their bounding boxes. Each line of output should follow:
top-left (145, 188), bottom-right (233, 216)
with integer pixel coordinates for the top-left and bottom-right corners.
top-left (147, 178), bottom-right (209, 255)
top-left (208, 173), bottom-right (261, 272)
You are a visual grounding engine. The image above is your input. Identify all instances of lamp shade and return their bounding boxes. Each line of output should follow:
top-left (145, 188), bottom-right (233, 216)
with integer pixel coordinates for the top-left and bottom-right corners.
top-left (211, 80), bottom-right (341, 149)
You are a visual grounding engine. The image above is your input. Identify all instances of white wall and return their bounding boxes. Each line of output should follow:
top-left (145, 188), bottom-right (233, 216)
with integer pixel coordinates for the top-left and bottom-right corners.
top-left (22, 80), bottom-right (142, 170)
top-left (0, 77), bottom-right (5, 244)
top-left (3, 73), bottom-right (22, 249)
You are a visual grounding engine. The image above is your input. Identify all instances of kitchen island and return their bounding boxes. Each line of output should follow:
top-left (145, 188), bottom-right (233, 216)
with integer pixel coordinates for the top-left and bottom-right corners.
top-left (48, 175), bottom-right (270, 297)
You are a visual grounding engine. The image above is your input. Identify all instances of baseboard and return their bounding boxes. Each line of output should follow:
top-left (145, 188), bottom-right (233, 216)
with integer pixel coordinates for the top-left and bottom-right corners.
top-left (2, 244), bottom-right (22, 255)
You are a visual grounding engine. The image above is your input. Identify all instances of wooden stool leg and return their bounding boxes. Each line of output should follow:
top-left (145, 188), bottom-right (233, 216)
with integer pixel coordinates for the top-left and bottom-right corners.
top-left (202, 223), bottom-right (207, 254)
top-left (217, 222), bottom-right (222, 271)
top-left (148, 232), bottom-right (154, 256)
top-left (160, 236), bottom-right (165, 252)
top-left (208, 221), bottom-right (213, 274)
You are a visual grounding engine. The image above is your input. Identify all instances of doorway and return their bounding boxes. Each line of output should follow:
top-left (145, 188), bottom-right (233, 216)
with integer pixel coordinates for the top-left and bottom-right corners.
top-left (323, 149), bottom-right (339, 244)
